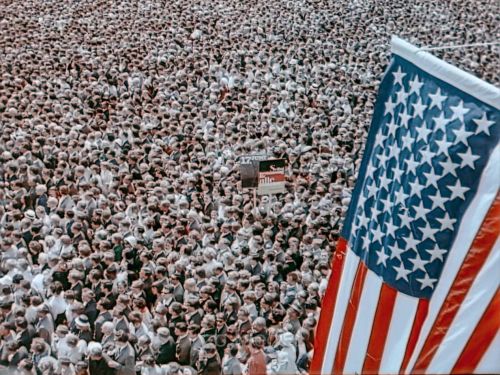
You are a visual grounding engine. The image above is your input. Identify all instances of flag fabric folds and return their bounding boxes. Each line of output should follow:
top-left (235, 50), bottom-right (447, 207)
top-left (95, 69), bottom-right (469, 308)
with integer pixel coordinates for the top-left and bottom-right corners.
top-left (311, 36), bottom-right (500, 375)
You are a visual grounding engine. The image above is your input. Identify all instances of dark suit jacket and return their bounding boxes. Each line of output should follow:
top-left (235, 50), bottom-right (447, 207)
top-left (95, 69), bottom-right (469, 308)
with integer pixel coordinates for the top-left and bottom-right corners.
top-left (176, 335), bottom-right (191, 366)
top-left (84, 300), bottom-right (98, 328)
top-left (9, 346), bottom-right (29, 368)
top-left (71, 282), bottom-right (83, 301)
top-left (168, 314), bottom-right (184, 341)
top-left (89, 357), bottom-right (115, 375)
top-left (36, 194), bottom-right (48, 210)
top-left (198, 356), bottom-right (222, 375)
top-left (78, 329), bottom-right (93, 343)
top-left (216, 325), bottom-right (227, 336)
top-left (156, 338), bottom-right (176, 365)
top-left (91, 282), bottom-right (103, 301)
top-left (18, 326), bottom-right (35, 350)
top-left (187, 311), bottom-right (202, 326)
top-left (201, 328), bottom-right (216, 343)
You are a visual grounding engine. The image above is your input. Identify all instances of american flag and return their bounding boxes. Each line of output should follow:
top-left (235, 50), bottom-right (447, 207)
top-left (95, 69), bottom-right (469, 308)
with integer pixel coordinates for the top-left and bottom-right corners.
top-left (311, 37), bottom-right (499, 375)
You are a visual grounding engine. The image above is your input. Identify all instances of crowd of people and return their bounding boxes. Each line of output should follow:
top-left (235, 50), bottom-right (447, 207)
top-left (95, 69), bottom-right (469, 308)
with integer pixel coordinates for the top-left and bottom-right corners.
top-left (0, 0), bottom-right (498, 373)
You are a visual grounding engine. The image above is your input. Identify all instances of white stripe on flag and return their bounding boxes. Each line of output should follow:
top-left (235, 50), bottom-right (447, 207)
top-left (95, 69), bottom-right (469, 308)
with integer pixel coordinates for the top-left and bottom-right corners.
top-left (321, 250), bottom-right (359, 375)
top-left (475, 331), bottom-right (500, 374)
top-left (391, 37), bottom-right (500, 110)
top-left (343, 269), bottom-right (382, 374)
top-left (379, 292), bottom-right (420, 374)
top-left (427, 237), bottom-right (500, 374)
top-left (406, 143), bottom-right (500, 372)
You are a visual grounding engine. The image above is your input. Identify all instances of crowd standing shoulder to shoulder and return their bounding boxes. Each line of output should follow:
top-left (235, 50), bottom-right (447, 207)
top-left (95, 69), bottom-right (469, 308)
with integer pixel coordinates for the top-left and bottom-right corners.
top-left (0, 0), bottom-right (498, 374)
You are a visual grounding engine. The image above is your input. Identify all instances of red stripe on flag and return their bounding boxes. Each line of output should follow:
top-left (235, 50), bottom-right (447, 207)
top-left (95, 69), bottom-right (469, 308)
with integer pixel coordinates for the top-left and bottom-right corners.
top-left (412, 193), bottom-right (500, 373)
top-left (333, 261), bottom-right (368, 374)
top-left (362, 283), bottom-right (398, 374)
top-left (451, 289), bottom-right (500, 374)
top-left (399, 298), bottom-right (429, 374)
top-left (310, 238), bottom-right (348, 375)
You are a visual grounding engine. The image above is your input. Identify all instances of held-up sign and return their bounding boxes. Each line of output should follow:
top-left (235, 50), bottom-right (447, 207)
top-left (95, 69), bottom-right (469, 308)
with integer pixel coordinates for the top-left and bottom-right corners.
top-left (239, 154), bottom-right (268, 188)
top-left (257, 159), bottom-right (286, 195)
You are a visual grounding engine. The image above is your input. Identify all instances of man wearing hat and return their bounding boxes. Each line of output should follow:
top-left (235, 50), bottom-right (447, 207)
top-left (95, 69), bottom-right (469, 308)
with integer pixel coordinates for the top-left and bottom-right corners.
top-left (74, 315), bottom-right (92, 343)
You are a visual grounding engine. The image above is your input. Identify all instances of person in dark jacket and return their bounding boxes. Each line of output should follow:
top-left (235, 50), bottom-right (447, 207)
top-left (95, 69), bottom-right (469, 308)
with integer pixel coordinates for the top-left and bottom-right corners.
top-left (88, 344), bottom-right (115, 375)
top-left (82, 289), bottom-right (98, 329)
top-left (197, 343), bottom-right (221, 375)
top-left (156, 327), bottom-right (176, 365)
top-left (74, 315), bottom-right (93, 343)
top-left (15, 317), bottom-right (35, 350)
top-left (175, 322), bottom-right (191, 366)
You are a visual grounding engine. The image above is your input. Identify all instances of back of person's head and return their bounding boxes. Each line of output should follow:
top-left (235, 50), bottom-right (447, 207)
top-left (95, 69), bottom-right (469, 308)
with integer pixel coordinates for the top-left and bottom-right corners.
top-left (228, 343), bottom-right (239, 357)
top-left (188, 324), bottom-right (200, 335)
top-left (250, 336), bottom-right (264, 350)
top-left (176, 322), bottom-right (188, 333)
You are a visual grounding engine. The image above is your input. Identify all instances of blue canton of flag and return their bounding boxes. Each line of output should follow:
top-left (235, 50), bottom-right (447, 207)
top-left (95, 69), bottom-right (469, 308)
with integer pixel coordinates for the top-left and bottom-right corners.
top-left (342, 52), bottom-right (500, 299)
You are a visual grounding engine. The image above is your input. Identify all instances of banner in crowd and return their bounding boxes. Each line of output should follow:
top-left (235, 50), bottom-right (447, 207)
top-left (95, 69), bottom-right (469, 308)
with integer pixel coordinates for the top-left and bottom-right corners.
top-left (311, 36), bottom-right (500, 375)
top-left (257, 159), bottom-right (286, 195)
top-left (239, 153), bottom-right (268, 188)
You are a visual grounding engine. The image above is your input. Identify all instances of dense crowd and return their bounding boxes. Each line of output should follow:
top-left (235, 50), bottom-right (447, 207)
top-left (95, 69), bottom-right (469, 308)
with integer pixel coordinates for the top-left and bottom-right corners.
top-left (0, 0), bottom-right (498, 373)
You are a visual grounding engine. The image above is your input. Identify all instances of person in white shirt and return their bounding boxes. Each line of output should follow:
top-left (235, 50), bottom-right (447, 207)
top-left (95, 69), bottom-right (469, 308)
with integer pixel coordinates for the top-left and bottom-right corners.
top-left (47, 281), bottom-right (67, 325)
